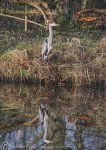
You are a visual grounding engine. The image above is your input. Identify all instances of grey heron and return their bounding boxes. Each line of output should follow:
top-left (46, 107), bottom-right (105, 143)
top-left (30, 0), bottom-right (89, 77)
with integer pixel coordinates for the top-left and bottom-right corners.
top-left (42, 22), bottom-right (59, 60)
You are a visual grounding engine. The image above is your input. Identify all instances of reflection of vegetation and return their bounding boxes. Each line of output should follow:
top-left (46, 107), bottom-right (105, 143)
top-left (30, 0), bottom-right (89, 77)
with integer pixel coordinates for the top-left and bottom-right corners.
top-left (0, 99), bottom-right (6, 108)
top-left (0, 84), bottom-right (106, 127)
top-left (0, 84), bottom-right (106, 149)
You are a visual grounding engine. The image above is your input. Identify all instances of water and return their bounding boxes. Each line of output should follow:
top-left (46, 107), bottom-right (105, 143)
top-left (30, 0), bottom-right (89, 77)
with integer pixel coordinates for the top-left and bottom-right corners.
top-left (0, 84), bottom-right (106, 150)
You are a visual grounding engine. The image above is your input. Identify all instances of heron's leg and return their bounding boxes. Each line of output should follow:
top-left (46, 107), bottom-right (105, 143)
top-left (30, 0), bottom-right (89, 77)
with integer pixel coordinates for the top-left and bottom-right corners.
top-left (46, 56), bottom-right (48, 62)
top-left (43, 55), bottom-right (48, 63)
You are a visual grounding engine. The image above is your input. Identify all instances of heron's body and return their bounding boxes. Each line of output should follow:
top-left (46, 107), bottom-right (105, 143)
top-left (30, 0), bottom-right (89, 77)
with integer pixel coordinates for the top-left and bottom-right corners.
top-left (42, 38), bottom-right (48, 60)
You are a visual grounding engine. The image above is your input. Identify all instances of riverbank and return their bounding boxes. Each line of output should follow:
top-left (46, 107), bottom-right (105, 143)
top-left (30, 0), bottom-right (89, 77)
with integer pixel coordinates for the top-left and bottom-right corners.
top-left (0, 37), bottom-right (105, 87)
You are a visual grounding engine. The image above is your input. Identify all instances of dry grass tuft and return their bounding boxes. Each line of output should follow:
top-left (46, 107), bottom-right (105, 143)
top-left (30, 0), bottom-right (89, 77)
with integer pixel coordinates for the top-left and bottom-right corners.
top-left (0, 49), bottom-right (42, 81)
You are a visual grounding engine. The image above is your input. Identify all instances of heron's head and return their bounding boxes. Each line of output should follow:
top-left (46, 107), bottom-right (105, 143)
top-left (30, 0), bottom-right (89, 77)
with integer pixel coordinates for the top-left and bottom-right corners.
top-left (49, 22), bottom-right (59, 27)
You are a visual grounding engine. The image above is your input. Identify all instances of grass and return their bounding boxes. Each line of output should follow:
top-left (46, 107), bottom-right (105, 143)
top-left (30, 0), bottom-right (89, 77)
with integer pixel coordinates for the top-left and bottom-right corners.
top-left (15, 38), bottom-right (42, 50)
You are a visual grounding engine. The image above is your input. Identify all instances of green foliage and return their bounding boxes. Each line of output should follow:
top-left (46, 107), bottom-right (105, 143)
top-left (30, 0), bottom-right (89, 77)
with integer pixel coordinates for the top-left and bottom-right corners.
top-left (16, 42), bottom-right (31, 50)
top-left (17, 69), bottom-right (30, 78)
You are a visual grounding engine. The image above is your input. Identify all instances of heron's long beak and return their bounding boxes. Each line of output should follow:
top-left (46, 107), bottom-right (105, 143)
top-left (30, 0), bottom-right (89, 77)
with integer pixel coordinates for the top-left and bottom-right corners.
top-left (55, 24), bottom-right (59, 26)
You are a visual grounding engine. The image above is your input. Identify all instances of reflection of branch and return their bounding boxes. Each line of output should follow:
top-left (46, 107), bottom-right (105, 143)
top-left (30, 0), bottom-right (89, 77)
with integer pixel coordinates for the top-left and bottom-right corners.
top-left (49, 128), bottom-right (63, 142)
top-left (20, 113), bottom-right (35, 118)
top-left (34, 143), bottom-right (45, 149)
top-left (26, 132), bottom-right (43, 149)
top-left (0, 116), bottom-right (38, 132)
top-left (22, 115), bottom-right (38, 126)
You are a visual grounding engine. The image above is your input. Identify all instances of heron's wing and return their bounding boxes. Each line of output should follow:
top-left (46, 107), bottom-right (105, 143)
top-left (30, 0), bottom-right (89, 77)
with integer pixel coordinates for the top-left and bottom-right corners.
top-left (48, 45), bottom-right (52, 54)
top-left (47, 37), bottom-right (53, 54)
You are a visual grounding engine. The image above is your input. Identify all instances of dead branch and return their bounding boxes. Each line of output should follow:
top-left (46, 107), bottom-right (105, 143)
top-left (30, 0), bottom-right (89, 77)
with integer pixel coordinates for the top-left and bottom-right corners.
top-left (0, 14), bottom-right (45, 28)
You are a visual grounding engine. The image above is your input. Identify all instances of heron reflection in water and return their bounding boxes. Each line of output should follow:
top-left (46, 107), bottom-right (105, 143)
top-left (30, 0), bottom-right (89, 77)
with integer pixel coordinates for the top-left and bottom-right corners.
top-left (38, 103), bottom-right (52, 144)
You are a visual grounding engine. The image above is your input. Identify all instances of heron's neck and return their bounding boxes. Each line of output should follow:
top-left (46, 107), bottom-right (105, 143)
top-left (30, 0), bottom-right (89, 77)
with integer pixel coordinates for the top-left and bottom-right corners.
top-left (48, 25), bottom-right (53, 40)
top-left (43, 117), bottom-right (48, 141)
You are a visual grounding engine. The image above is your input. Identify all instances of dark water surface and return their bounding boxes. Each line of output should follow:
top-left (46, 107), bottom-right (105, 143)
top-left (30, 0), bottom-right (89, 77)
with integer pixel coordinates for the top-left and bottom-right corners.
top-left (0, 84), bottom-right (106, 150)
